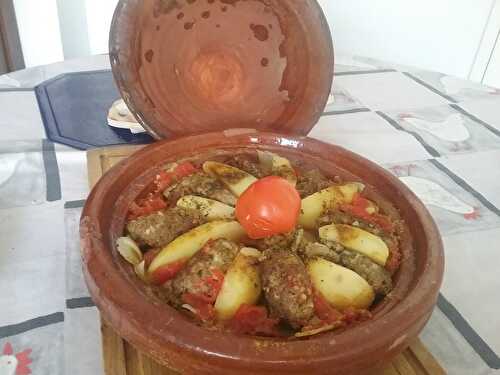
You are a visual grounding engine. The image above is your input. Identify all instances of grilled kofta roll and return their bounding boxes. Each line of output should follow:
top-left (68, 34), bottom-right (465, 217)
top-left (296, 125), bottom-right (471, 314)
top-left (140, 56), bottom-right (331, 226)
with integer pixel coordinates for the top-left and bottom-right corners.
top-left (224, 154), bottom-right (266, 178)
top-left (302, 242), bottom-right (341, 264)
top-left (295, 169), bottom-right (337, 198)
top-left (170, 239), bottom-right (240, 306)
top-left (338, 251), bottom-right (392, 296)
top-left (260, 249), bottom-right (314, 328)
top-left (254, 229), bottom-right (311, 254)
top-left (163, 172), bottom-right (237, 206)
top-left (127, 206), bottom-right (204, 248)
top-left (255, 231), bottom-right (297, 252)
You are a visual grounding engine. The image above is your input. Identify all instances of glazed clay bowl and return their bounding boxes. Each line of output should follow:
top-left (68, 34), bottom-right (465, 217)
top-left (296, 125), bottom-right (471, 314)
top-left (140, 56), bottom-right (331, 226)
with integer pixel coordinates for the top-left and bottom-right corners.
top-left (80, 130), bottom-right (444, 374)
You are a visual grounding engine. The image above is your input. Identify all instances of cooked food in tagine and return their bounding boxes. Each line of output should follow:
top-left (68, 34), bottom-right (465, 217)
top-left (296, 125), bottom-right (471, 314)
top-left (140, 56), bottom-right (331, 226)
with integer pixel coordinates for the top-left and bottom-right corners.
top-left (116, 151), bottom-right (404, 338)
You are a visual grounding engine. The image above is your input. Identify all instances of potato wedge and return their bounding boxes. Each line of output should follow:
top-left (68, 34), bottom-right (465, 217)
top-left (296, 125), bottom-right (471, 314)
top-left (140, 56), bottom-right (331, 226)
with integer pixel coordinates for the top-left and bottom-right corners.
top-left (148, 220), bottom-right (246, 274)
top-left (308, 258), bottom-right (375, 310)
top-left (214, 248), bottom-right (262, 320)
top-left (116, 236), bottom-right (143, 265)
top-left (318, 224), bottom-right (389, 266)
top-left (257, 150), bottom-right (297, 186)
top-left (177, 195), bottom-right (235, 220)
top-left (299, 183), bottom-right (365, 229)
top-left (203, 161), bottom-right (257, 196)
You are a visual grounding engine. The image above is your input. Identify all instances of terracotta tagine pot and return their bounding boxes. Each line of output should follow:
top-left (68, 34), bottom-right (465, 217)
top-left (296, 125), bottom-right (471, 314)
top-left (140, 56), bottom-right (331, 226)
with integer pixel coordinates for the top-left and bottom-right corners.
top-left (80, 0), bottom-right (444, 374)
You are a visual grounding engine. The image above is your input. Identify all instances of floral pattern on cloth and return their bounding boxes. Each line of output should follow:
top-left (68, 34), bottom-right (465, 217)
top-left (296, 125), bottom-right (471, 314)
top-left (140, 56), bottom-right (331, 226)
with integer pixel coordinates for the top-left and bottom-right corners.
top-left (0, 343), bottom-right (32, 375)
top-left (399, 175), bottom-right (480, 219)
top-left (401, 113), bottom-right (470, 143)
top-left (382, 105), bottom-right (500, 156)
top-left (405, 69), bottom-right (500, 102)
top-left (386, 161), bottom-right (500, 235)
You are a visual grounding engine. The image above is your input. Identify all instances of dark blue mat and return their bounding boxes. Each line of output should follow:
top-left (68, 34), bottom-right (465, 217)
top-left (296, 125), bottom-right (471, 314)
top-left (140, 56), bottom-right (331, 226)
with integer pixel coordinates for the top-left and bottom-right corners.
top-left (35, 70), bottom-right (154, 150)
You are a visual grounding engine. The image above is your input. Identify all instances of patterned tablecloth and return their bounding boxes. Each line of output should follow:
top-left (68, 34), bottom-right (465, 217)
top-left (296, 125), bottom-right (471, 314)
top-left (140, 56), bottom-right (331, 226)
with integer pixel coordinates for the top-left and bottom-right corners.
top-left (1, 54), bottom-right (500, 375)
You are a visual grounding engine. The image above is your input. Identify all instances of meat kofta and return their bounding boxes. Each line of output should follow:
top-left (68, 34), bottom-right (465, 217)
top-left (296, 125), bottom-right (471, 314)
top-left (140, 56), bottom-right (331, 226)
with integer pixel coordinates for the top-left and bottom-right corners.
top-left (164, 172), bottom-right (237, 206)
top-left (260, 249), bottom-right (314, 328)
top-left (225, 154), bottom-right (266, 178)
top-left (338, 251), bottom-right (393, 296)
top-left (127, 206), bottom-right (204, 248)
top-left (170, 239), bottom-right (240, 306)
top-left (296, 169), bottom-right (335, 198)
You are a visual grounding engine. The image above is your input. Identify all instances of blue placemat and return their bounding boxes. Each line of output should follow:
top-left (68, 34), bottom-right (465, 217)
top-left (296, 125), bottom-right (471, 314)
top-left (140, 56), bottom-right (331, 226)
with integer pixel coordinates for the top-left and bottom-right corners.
top-left (35, 70), bottom-right (154, 150)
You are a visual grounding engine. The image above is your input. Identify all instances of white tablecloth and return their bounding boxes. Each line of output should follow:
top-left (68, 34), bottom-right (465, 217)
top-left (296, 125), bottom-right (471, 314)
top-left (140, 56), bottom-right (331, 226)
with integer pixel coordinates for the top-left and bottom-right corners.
top-left (1, 53), bottom-right (500, 375)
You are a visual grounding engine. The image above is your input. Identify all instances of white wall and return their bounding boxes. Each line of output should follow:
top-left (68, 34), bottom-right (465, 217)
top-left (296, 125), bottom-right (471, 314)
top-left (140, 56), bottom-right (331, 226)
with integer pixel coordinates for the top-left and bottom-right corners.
top-left (12, 0), bottom-right (498, 82)
top-left (85, 0), bottom-right (119, 55)
top-left (13, 0), bottom-right (64, 67)
top-left (57, 0), bottom-right (91, 60)
top-left (318, 0), bottom-right (496, 79)
top-left (13, 0), bottom-right (117, 67)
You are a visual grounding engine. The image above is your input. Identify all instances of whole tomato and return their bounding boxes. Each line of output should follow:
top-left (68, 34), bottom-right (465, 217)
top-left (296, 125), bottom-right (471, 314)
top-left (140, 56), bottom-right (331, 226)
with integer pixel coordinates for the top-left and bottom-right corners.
top-left (235, 176), bottom-right (301, 239)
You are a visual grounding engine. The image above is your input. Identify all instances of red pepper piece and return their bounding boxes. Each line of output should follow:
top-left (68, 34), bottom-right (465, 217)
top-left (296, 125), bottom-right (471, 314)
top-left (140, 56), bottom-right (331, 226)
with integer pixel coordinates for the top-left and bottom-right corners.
top-left (340, 193), bottom-right (394, 233)
top-left (173, 162), bottom-right (198, 178)
top-left (229, 304), bottom-right (280, 336)
top-left (201, 269), bottom-right (225, 303)
top-left (313, 292), bottom-right (343, 324)
top-left (127, 162), bottom-right (198, 221)
top-left (127, 195), bottom-right (168, 221)
top-left (182, 293), bottom-right (216, 321)
top-left (153, 171), bottom-right (174, 194)
top-left (149, 259), bottom-right (186, 285)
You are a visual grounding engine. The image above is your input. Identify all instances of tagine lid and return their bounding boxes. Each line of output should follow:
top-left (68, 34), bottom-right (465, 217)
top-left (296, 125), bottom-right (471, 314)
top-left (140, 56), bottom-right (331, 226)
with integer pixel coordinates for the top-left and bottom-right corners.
top-left (109, 0), bottom-right (334, 139)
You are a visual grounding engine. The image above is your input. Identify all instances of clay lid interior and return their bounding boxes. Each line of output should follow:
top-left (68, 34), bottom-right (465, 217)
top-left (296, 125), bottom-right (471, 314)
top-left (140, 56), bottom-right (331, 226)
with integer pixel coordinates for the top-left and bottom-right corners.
top-left (109, 0), bottom-right (334, 139)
